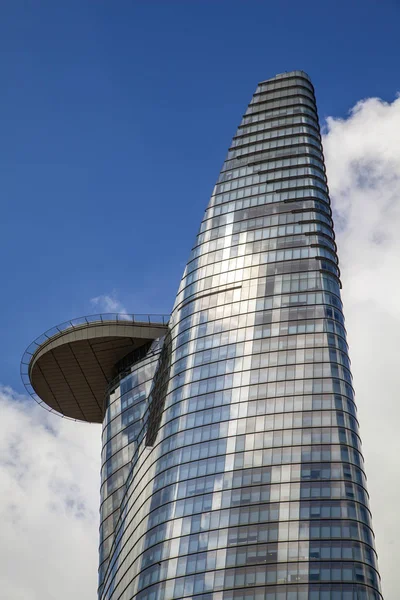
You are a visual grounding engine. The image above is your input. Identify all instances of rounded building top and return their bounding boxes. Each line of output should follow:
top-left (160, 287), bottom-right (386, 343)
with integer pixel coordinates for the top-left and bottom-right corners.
top-left (21, 313), bottom-right (169, 423)
top-left (259, 69), bottom-right (312, 84)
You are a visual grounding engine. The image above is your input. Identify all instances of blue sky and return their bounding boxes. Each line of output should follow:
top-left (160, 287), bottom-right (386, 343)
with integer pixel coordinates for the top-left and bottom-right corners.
top-left (2, 0), bottom-right (399, 392)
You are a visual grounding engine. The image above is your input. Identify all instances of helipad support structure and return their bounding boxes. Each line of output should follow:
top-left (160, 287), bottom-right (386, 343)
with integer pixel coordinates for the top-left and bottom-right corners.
top-left (23, 71), bottom-right (383, 600)
top-left (22, 315), bottom-right (169, 422)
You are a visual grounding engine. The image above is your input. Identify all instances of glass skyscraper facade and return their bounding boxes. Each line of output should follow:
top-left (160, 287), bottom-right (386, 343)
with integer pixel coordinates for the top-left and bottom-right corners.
top-left (23, 70), bottom-right (383, 600)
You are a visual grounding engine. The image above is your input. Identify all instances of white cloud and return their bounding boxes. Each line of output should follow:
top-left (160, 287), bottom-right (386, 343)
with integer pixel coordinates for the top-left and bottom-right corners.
top-left (0, 385), bottom-right (101, 600)
top-left (90, 291), bottom-right (128, 315)
top-left (323, 95), bottom-right (400, 599)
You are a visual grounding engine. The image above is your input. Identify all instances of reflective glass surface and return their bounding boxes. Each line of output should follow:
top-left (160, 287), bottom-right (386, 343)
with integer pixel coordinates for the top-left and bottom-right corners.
top-left (98, 71), bottom-right (382, 600)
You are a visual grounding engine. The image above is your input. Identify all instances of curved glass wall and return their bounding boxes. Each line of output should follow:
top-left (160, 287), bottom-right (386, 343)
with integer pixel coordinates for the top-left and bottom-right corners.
top-left (98, 71), bottom-right (383, 600)
top-left (99, 339), bottom-right (164, 595)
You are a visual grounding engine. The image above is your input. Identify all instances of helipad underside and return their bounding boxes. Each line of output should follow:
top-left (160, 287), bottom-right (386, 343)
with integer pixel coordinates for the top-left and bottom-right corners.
top-left (23, 318), bottom-right (168, 423)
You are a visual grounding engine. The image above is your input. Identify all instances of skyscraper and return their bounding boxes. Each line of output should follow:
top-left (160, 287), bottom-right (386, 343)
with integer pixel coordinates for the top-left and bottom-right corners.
top-left (22, 71), bottom-right (383, 600)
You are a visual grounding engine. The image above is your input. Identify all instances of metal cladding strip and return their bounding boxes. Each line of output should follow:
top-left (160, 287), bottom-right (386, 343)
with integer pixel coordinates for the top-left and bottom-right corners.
top-left (98, 72), bottom-right (383, 600)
